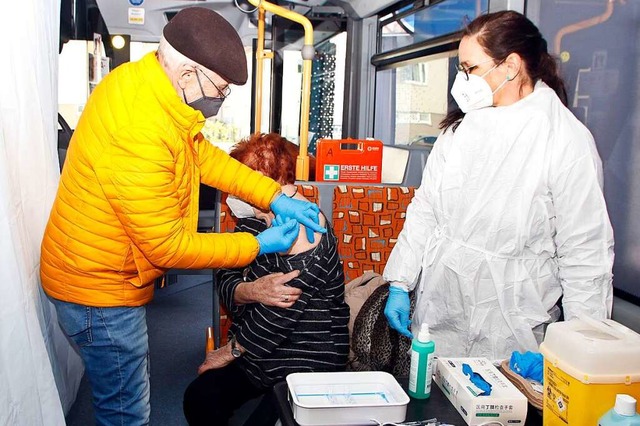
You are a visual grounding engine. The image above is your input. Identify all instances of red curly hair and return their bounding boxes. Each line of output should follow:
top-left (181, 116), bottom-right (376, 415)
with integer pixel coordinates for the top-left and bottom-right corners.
top-left (229, 133), bottom-right (299, 185)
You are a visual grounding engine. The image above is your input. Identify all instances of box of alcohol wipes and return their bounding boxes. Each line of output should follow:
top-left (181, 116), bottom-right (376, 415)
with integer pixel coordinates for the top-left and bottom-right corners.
top-left (433, 357), bottom-right (528, 426)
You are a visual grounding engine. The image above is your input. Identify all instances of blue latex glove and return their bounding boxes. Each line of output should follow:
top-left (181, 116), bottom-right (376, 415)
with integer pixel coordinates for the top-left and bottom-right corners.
top-left (462, 363), bottom-right (493, 396)
top-left (510, 351), bottom-right (544, 383)
top-left (255, 215), bottom-right (300, 255)
top-left (384, 286), bottom-right (413, 338)
top-left (270, 193), bottom-right (326, 243)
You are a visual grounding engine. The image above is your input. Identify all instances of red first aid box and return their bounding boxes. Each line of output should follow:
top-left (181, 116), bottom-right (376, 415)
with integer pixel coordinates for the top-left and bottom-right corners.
top-left (315, 139), bottom-right (383, 183)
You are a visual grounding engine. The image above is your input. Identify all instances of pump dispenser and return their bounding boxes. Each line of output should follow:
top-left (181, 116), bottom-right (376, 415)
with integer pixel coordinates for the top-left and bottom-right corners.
top-left (408, 323), bottom-right (436, 399)
top-left (598, 395), bottom-right (640, 426)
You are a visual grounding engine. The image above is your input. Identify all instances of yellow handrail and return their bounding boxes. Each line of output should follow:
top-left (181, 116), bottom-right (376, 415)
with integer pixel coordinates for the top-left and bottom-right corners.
top-left (254, 7), bottom-right (272, 133)
top-left (248, 0), bottom-right (314, 181)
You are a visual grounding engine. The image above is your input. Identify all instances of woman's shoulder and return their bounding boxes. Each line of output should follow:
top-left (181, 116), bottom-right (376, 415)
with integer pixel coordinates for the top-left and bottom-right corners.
top-left (525, 84), bottom-right (600, 167)
top-left (534, 85), bottom-right (595, 148)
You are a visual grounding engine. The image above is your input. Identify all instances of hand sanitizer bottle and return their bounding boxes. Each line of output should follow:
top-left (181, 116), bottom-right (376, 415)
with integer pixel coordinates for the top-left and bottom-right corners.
top-left (598, 394), bottom-right (640, 426)
top-left (408, 323), bottom-right (435, 399)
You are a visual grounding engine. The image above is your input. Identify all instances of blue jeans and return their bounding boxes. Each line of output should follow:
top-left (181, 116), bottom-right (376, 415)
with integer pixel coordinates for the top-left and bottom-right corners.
top-left (51, 297), bottom-right (150, 426)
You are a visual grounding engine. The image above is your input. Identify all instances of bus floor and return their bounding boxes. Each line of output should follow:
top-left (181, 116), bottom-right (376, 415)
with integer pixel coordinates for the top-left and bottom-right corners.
top-left (64, 276), bottom-right (261, 426)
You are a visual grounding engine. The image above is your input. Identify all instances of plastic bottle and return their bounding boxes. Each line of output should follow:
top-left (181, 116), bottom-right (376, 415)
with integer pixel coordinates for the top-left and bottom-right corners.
top-left (598, 394), bottom-right (640, 426)
top-left (205, 326), bottom-right (215, 353)
top-left (408, 323), bottom-right (435, 399)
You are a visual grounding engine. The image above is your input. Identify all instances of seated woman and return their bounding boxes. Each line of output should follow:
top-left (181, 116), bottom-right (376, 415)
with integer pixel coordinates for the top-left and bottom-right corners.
top-left (183, 133), bottom-right (350, 426)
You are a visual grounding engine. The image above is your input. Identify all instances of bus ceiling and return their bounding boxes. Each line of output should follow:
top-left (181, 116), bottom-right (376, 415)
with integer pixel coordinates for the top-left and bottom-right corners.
top-left (81, 0), bottom-right (400, 44)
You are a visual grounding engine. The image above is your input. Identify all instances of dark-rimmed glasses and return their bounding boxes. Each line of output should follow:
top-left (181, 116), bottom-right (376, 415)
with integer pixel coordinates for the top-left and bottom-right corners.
top-left (196, 68), bottom-right (231, 100)
top-left (456, 58), bottom-right (496, 81)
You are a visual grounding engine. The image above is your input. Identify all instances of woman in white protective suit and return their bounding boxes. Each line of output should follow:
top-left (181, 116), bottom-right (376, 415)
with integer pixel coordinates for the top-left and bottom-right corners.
top-left (383, 10), bottom-right (614, 360)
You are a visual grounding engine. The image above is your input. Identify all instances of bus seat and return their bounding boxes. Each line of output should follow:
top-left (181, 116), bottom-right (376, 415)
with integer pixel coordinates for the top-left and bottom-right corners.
top-left (218, 193), bottom-right (236, 233)
top-left (216, 184), bottom-right (321, 346)
top-left (219, 184), bottom-right (320, 233)
top-left (332, 185), bottom-right (416, 282)
top-left (217, 183), bottom-right (418, 379)
top-left (381, 145), bottom-right (410, 184)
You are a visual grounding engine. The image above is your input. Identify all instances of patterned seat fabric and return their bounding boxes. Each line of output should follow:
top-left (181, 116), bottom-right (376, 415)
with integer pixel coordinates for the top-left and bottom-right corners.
top-left (217, 184), bottom-right (415, 344)
top-left (332, 185), bottom-right (416, 282)
top-left (218, 184), bottom-right (320, 233)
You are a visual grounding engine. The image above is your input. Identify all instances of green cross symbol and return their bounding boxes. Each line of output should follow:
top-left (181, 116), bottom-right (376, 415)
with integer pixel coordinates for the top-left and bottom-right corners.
top-left (324, 165), bottom-right (339, 180)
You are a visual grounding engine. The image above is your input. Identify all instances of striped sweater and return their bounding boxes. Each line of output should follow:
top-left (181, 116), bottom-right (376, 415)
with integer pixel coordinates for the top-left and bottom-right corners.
top-left (216, 217), bottom-right (350, 388)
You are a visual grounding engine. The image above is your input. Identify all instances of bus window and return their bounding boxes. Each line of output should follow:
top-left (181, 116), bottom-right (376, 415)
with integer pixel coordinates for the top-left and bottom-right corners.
top-left (129, 41), bottom-right (158, 61)
top-left (280, 31), bottom-right (346, 154)
top-left (204, 46), bottom-right (256, 151)
top-left (58, 40), bottom-right (91, 130)
top-left (372, 0), bottom-right (490, 146)
top-left (374, 52), bottom-right (456, 146)
top-left (132, 41), bottom-right (254, 152)
top-left (379, 0), bottom-right (488, 54)
top-left (59, 38), bottom-right (256, 152)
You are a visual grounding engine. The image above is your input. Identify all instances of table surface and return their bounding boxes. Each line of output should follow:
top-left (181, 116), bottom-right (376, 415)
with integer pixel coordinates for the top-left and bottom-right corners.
top-left (273, 377), bottom-right (543, 426)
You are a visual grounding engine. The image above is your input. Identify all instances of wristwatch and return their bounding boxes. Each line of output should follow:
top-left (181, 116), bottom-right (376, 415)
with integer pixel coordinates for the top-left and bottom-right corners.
top-left (230, 335), bottom-right (242, 359)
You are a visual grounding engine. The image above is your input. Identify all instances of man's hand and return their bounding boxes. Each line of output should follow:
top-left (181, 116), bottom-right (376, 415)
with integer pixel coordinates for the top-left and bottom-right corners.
top-left (255, 216), bottom-right (299, 255)
top-left (235, 270), bottom-right (302, 308)
top-left (270, 194), bottom-right (326, 243)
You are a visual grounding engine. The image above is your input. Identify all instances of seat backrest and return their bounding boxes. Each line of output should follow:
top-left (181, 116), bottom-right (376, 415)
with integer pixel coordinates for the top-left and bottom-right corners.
top-left (215, 184), bottom-right (416, 350)
top-left (216, 184), bottom-right (321, 346)
top-left (220, 183), bottom-right (415, 283)
top-left (219, 184), bottom-right (321, 233)
top-left (218, 193), bottom-right (237, 233)
top-left (332, 185), bottom-right (416, 282)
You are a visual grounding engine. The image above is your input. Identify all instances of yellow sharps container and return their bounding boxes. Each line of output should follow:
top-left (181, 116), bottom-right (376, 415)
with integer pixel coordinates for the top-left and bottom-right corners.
top-left (539, 317), bottom-right (640, 425)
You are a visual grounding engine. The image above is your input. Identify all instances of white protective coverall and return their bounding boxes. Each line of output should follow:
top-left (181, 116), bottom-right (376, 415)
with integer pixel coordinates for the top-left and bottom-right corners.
top-left (383, 81), bottom-right (614, 360)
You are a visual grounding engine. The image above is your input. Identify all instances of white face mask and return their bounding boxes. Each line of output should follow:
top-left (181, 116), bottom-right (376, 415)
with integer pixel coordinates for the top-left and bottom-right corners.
top-left (226, 196), bottom-right (256, 218)
top-left (450, 67), bottom-right (509, 113)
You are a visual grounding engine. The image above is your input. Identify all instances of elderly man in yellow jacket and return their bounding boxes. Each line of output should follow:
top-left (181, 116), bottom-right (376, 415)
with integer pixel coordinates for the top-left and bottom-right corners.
top-left (40, 7), bottom-right (324, 426)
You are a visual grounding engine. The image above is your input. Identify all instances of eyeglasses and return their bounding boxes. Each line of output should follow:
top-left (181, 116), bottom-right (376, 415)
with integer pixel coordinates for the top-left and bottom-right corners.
top-left (196, 68), bottom-right (231, 99)
top-left (456, 58), bottom-right (496, 81)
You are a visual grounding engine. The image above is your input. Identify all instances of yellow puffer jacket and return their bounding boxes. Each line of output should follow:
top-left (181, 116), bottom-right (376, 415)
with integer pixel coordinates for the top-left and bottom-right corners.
top-left (41, 52), bottom-right (280, 307)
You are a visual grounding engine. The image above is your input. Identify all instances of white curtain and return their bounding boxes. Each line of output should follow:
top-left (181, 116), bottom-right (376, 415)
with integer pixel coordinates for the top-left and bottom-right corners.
top-left (0, 0), bottom-right (84, 424)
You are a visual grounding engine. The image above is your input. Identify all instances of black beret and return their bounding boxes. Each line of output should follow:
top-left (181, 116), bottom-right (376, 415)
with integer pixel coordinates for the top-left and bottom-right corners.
top-left (163, 7), bottom-right (248, 85)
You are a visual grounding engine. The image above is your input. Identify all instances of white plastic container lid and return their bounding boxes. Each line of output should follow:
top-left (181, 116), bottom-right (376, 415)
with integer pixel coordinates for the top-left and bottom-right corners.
top-left (417, 323), bottom-right (430, 342)
top-left (286, 371), bottom-right (409, 426)
top-left (539, 316), bottom-right (640, 384)
top-left (615, 394), bottom-right (638, 416)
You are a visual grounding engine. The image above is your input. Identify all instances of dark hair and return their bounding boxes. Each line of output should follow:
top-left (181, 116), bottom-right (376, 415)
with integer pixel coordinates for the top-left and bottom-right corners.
top-left (440, 10), bottom-right (568, 132)
top-left (229, 132), bottom-right (297, 185)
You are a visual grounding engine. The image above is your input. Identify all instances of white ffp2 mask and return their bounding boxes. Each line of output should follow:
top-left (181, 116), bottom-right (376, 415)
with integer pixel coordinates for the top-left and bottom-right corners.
top-left (450, 69), bottom-right (508, 113)
top-left (226, 196), bottom-right (256, 218)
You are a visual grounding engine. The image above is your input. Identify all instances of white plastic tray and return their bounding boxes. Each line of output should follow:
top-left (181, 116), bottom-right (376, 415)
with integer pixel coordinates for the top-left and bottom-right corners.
top-left (286, 371), bottom-right (409, 426)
